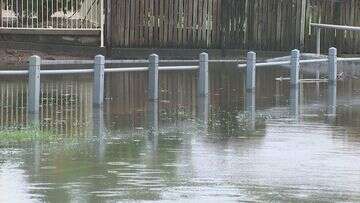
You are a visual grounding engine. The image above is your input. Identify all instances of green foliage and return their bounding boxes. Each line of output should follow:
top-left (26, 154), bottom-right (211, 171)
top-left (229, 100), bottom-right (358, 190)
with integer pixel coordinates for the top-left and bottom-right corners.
top-left (0, 127), bottom-right (56, 143)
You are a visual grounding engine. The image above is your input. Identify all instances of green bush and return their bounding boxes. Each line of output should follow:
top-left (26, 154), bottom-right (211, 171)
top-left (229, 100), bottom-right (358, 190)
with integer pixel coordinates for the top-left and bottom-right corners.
top-left (0, 127), bottom-right (56, 143)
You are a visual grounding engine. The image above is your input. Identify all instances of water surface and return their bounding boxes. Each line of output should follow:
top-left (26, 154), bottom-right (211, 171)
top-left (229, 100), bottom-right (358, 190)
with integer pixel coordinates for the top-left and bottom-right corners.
top-left (0, 62), bottom-right (360, 202)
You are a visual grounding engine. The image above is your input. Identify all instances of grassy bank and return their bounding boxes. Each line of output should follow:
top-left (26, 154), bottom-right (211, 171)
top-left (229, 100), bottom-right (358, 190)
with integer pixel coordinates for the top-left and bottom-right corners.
top-left (0, 127), bottom-right (56, 143)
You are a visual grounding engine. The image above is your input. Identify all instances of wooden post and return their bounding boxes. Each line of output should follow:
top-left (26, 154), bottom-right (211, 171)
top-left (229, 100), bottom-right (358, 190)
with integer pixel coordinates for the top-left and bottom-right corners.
top-left (148, 54), bottom-right (159, 101)
top-left (290, 49), bottom-right (300, 86)
top-left (93, 55), bottom-right (105, 106)
top-left (198, 53), bottom-right (209, 97)
top-left (316, 27), bottom-right (321, 55)
top-left (27, 55), bottom-right (41, 114)
top-left (246, 51), bottom-right (256, 92)
top-left (328, 47), bottom-right (337, 85)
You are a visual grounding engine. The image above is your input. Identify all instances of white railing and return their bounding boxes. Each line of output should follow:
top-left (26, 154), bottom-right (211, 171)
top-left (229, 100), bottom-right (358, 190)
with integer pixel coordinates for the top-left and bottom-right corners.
top-left (0, 0), bottom-right (104, 46)
top-left (2, 48), bottom-right (359, 116)
top-left (311, 23), bottom-right (360, 55)
top-left (0, 53), bottom-right (210, 115)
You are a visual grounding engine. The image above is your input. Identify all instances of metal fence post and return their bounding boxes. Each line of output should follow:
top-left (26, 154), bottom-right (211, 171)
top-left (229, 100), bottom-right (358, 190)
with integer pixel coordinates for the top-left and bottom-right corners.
top-left (246, 51), bottom-right (256, 92)
top-left (328, 47), bottom-right (337, 85)
top-left (27, 55), bottom-right (41, 114)
top-left (149, 54), bottom-right (159, 101)
top-left (290, 49), bottom-right (300, 87)
top-left (93, 55), bottom-right (105, 106)
top-left (316, 27), bottom-right (321, 55)
top-left (198, 52), bottom-right (209, 97)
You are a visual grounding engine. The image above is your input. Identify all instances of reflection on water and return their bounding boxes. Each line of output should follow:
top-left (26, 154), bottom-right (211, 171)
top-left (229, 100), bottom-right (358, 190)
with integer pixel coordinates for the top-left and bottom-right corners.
top-left (290, 87), bottom-right (300, 119)
top-left (326, 84), bottom-right (337, 123)
top-left (1, 63), bottom-right (360, 202)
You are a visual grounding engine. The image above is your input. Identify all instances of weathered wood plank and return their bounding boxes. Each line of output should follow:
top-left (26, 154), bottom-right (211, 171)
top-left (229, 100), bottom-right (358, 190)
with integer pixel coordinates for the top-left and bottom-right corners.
top-left (107, 0), bottom-right (360, 53)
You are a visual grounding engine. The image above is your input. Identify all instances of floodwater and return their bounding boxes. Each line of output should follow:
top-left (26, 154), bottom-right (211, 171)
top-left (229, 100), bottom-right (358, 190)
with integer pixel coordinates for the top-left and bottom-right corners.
top-left (0, 62), bottom-right (360, 202)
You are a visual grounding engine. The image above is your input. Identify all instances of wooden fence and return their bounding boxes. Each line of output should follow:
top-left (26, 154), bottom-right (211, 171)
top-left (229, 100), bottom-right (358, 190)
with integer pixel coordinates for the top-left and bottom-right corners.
top-left (108, 0), bottom-right (360, 54)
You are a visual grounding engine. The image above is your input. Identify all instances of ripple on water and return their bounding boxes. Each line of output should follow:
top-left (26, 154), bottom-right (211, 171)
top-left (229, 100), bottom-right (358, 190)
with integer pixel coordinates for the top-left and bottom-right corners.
top-left (107, 162), bottom-right (130, 166)
top-left (40, 166), bottom-right (56, 170)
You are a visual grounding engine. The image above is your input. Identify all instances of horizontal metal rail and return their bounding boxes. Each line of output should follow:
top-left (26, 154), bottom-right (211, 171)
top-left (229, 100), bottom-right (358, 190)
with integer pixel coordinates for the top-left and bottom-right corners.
top-left (106, 60), bottom-right (149, 64)
top-left (159, 66), bottom-right (199, 71)
top-left (40, 69), bottom-right (94, 75)
top-left (0, 70), bottom-right (29, 75)
top-left (42, 58), bottom-right (357, 66)
top-left (42, 60), bottom-right (95, 65)
top-left (256, 61), bottom-right (291, 67)
top-left (311, 23), bottom-right (360, 54)
top-left (161, 60), bottom-right (197, 63)
top-left (299, 59), bottom-right (329, 64)
top-left (209, 59), bottom-right (246, 63)
top-left (0, 66), bottom-right (200, 75)
top-left (311, 23), bottom-right (360, 31)
top-left (105, 66), bottom-right (199, 73)
top-left (338, 57), bottom-right (360, 62)
top-left (238, 64), bottom-right (247, 68)
top-left (275, 77), bottom-right (329, 83)
top-left (238, 58), bottom-right (333, 68)
top-left (105, 67), bottom-right (149, 72)
top-left (3, 57), bottom-right (359, 76)
top-left (239, 61), bottom-right (291, 68)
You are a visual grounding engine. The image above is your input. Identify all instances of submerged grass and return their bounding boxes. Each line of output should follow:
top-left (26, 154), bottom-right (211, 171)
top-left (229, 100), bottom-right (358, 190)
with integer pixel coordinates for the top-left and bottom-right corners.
top-left (0, 127), bottom-right (56, 143)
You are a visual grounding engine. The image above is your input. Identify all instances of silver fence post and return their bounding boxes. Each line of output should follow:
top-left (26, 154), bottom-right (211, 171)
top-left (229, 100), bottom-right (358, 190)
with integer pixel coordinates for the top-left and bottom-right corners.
top-left (290, 49), bottom-right (300, 87)
top-left (326, 83), bottom-right (337, 124)
top-left (198, 52), bottom-right (209, 97)
top-left (316, 27), bottom-right (321, 55)
top-left (148, 101), bottom-right (158, 135)
top-left (290, 86), bottom-right (300, 120)
top-left (246, 51), bottom-right (256, 92)
top-left (328, 47), bottom-right (337, 85)
top-left (93, 55), bottom-right (105, 106)
top-left (149, 54), bottom-right (159, 101)
top-left (27, 55), bottom-right (41, 114)
top-left (245, 91), bottom-right (256, 131)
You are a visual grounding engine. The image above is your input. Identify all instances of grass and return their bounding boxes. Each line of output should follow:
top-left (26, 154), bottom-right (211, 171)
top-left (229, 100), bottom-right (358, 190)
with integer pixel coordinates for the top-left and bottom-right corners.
top-left (0, 127), bottom-right (57, 143)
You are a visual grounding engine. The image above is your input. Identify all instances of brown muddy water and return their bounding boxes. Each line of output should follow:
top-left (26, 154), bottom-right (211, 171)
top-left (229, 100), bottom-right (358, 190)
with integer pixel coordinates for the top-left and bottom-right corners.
top-left (0, 62), bottom-right (360, 202)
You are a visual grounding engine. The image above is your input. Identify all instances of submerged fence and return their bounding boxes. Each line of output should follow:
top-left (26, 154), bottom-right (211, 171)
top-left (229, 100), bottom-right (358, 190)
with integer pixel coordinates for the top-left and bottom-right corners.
top-left (1, 46), bottom-right (359, 118)
top-left (0, 53), bottom-right (210, 115)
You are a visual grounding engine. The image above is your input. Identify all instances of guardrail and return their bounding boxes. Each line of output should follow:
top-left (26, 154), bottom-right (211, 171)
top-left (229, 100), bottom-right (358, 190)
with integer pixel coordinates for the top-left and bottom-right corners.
top-left (0, 47), bottom-right (353, 116)
top-left (237, 47), bottom-right (338, 93)
top-left (0, 53), bottom-right (211, 115)
top-left (311, 23), bottom-right (360, 55)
